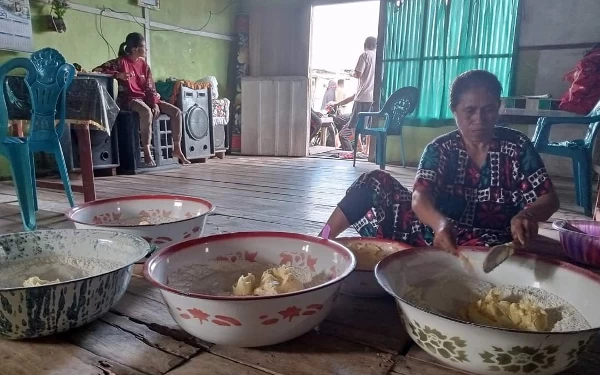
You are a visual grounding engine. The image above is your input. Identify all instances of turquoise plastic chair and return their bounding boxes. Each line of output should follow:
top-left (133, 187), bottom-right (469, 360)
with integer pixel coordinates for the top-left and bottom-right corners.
top-left (0, 48), bottom-right (76, 230)
top-left (353, 86), bottom-right (419, 170)
top-left (532, 100), bottom-right (600, 216)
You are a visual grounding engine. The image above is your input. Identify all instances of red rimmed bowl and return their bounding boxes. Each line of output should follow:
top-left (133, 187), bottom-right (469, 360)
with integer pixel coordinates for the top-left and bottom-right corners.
top-left (375, 246), bottom-right (600, 375)
top-left (66, 195), bottom-right (215, 250)
top-left (553, 220), bottom-right (600, 267)
top-left (144, 231), bottom-right (356, 347)
top-left (334, 237), bottom-right (411, 297)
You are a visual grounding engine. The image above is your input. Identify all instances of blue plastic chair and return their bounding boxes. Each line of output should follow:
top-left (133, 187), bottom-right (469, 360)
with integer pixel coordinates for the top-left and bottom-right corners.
top-left (353, 86), bottom-right (419, 170)
top-left (532, 100), bottom-right (600, 216)
top-left (0, 48), bottom-right (76, 230)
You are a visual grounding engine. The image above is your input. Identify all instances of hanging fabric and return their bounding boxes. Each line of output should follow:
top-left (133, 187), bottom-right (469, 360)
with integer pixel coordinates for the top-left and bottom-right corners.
top-left (382, 0), bottom-right (520, 126)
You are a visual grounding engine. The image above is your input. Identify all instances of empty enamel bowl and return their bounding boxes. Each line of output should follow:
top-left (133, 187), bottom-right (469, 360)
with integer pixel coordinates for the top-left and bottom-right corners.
top-left (334, 237), bottom-right (411, 297)
top-left (66, 194), bottom-right (215, 250)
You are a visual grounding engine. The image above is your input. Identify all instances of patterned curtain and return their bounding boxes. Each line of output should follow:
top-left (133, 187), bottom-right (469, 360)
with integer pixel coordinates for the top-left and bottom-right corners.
top-left (230, 14), bottom-right (249, 154)
top-left (382, 0), bottom-right (520, 124)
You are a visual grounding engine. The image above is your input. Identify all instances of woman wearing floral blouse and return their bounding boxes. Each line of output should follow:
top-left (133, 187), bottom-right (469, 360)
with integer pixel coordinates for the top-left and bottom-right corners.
top-left (322, 70), bottom-right (560, 253)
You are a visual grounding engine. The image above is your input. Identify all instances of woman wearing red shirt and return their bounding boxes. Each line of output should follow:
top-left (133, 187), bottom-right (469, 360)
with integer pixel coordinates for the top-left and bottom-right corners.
top-left (95, 33), bottom-right (190, 166)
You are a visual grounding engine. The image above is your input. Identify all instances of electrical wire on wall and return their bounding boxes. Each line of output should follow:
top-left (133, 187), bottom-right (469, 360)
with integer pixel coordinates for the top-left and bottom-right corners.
top-left (95, 0), bottom-right (240, 58)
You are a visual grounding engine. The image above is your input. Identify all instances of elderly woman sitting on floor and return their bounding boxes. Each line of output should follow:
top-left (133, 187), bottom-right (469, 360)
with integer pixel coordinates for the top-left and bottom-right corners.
top-left (322, 70), bottom-right (560, 253)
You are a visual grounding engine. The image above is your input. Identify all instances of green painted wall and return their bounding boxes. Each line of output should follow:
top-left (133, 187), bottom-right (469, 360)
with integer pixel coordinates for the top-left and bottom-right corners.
top-left (0, 0), bottom-right (236, 177)
top-left (4, 0), bottom-right (236, 82)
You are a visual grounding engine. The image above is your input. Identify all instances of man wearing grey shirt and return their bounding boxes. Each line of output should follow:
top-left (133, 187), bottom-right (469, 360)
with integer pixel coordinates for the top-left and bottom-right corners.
top-left (334, 36), bottom-right (377, 152)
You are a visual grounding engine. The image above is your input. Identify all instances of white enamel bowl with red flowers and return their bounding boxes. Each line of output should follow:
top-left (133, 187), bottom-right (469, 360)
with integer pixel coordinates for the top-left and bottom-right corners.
top-left (66, 195), bottom-right (215, 250)
top-left (144, 232), bottom-right (356, 347)
top-left (375, 247), bottom-right (600, 375)
top-left (334, 237), bottom-right (411, 297)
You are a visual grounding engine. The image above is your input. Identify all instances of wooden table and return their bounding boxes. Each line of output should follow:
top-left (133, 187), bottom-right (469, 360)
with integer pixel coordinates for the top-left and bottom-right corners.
top-left (2, 236), bottom-right (600, 375)
top-left (6, 73), bottom-right (119, 204)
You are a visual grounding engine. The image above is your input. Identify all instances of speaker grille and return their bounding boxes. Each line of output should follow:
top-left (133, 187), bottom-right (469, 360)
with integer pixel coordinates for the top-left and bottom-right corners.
top-left (186, 106), bottom-right (210, 140)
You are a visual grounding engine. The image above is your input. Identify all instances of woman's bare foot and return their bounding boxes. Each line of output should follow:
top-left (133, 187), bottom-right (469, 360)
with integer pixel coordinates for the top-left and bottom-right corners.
top-left (143, 147), bottom-right (156, 167)
top-left (173, 150), bottom-right (191, 165)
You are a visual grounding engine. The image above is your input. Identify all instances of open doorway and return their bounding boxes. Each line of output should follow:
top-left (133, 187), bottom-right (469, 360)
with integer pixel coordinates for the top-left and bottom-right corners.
top-left (308, 1), bottom-right (380, 159)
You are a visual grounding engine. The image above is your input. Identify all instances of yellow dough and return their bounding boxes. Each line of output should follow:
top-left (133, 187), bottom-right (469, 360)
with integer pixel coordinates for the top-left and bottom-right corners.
top-left (232, 274), bottom-right (256, 296)
top-left (232, 265), bottom-right (305, 296)
top-left (23, 276), bottom-right (60, 287)
top-left (462, 289), bottom-right (548, 332)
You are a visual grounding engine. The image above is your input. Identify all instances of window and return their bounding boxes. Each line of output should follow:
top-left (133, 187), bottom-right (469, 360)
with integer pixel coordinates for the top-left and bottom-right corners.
top-left (382, 0), bottom-right (520, 123)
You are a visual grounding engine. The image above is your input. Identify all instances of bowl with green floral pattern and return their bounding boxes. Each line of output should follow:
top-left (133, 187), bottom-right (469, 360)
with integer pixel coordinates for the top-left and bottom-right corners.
top-left (375, 246), bottom-right (600, 375)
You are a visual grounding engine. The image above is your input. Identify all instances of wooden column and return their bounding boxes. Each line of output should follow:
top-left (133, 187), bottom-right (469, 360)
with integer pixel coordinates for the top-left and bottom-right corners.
top-left (369, 0), bottom-right (388, 163)
top-left (373, 0), bottom-right (387, 112)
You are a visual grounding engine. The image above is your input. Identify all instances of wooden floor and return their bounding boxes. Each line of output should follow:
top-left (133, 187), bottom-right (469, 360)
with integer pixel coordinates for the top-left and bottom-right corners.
top-left (0, 156), bottom-right (597, 375)
top-left (0, 155), bottom-right (589, 237)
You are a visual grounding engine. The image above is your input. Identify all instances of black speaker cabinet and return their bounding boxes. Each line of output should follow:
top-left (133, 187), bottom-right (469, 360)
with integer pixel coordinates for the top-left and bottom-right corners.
top-left (179, 87), bottom-right (214, 159)
top-left (59, 123), bottom-right (119, 171)
top-left (116, 111), bottom-right (179, 175)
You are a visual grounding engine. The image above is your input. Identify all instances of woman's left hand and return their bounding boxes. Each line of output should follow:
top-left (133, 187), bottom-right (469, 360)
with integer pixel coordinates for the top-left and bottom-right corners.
top-left (510, 211), bottom-right (538, 246)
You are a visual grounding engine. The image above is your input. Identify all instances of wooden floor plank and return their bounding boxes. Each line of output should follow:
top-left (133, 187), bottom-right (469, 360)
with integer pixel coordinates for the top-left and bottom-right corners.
top-left (66, 320), bottom-right (185, 375)
top-left (391, 355), bottom-right (469, 375)
top-left (0, 338), bottom-right (147, 375)
top-left (99, 312), bottom-right (200, 360)
top-left (0, 156), bottom-right (595, 375)
top-left (166, 353), bottom-right (271, 375)
top-left (323, 294), bottom-right (410, 354)
top-left (209, 330), bottom-right (395, 375)
top-left (110, 290), bottom-right (212, 350)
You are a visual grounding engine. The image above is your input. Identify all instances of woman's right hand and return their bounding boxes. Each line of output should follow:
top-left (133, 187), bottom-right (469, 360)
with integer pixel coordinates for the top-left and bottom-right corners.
top-left (115, 72), bottom-right (131, 81)
top-left (433, 218), bottom-right (457, 254)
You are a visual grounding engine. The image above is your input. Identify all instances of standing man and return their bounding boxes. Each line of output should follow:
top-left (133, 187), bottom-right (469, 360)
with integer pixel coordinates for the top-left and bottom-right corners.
top-left (333, 36), bottom-right (377, 152)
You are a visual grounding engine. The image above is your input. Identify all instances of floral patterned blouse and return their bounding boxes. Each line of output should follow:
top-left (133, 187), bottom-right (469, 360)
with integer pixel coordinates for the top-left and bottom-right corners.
top-left (342, 127), bottom-right (553, 246)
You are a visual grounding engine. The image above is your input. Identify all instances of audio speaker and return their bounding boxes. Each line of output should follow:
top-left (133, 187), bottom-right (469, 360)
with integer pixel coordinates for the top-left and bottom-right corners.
top-left (213, 122), bottom-right (228, 152)
top-left (116, 112), bottom-right (179, 175)
top-left (179, 87), bottom-right (214, 159)
top-left (59, 124), bottom-right (119, 171)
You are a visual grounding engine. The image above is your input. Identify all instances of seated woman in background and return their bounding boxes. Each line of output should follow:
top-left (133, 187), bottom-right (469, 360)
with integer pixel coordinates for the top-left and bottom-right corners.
top-left (322, 70), bottom-right (560, 253)
top-left (94, 32), bottom-right (190, 166)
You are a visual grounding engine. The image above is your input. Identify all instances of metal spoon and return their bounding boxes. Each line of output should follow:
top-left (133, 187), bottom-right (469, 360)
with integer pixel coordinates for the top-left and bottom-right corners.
top-left (457, 251), bottom-right (475, 274)
top-left (483, 242), bottom-right (520, 273)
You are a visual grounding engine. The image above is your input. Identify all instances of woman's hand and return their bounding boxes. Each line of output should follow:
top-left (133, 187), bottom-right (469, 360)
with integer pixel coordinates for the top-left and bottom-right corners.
top-left (510, 211), bottom-right (538, 246)
top-left (152, 104), bottom-right (160, 117)
top-left (433, 218), bottom-right (457, 254)
top-left (115, 72), bottom-right (131, 81)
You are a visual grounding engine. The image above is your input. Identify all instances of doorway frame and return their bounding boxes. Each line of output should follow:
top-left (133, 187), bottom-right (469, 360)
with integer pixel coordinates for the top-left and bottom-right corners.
top-left (308, 0), bottom-right (386, 161)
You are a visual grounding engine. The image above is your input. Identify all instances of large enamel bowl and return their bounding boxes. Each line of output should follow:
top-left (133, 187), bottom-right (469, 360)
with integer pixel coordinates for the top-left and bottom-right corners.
top-left (144, 232), bottom-right (356, 347)
top-left (0, 229), bottom-right (150, 339)
top-left (553, 220), bottom-right (600, 267)
top-left (66, 194), bottom-right (215, 250)
top-left (375, 247), bottom-right (600, 375)
top-left (334, 237), bottom-right (411, 297)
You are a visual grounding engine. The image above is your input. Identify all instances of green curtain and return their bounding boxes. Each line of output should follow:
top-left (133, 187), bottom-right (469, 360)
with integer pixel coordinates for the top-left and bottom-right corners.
top-left (382, 0), bottom-right (520, 125)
